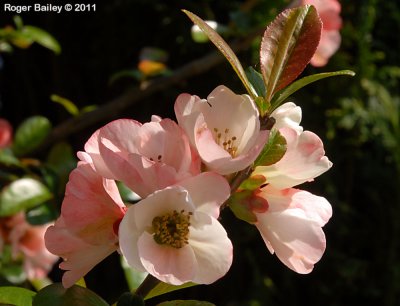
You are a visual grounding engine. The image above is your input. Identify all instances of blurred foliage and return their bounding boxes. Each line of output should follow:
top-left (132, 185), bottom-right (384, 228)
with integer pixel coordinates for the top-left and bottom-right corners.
top-left (0, 0), bottom-right (400, 305)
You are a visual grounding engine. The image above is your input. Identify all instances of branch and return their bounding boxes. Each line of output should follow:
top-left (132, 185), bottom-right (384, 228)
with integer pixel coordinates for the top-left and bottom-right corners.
top-left (38, 27), bottom-right (264, 150)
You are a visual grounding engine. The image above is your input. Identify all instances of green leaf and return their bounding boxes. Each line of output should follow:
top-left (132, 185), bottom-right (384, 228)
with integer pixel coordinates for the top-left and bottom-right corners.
top-left (12, 116), bottom-right (52, 157)
top-left (144, 282), bottom-right (197, 300)
top-left (238, 175), bottom-right (267, 191)
top-left (182, 10), bottom-right (257, 98)
top-left (260, 5), bottom-right (322, 102)
top-left (157, 301), bottom-right (215, 306)
top-left (120, 256), bottom-right (147, 291)
top-left (26, 203), bottom-right (58, 225)
top-left (51, 95), bottom-right (79, 116)
top-left (0, 178), bottom-right (53, 217)
top-left (47, 142), bottom-right (77, 193)
top-left (109, 70), bottom-right (143, 84)
top-left (22, 26), bottom-right (61, 54)
top-left (245, 67), bottom-right (266, 98)
top-left (254, 129), bottom-right (287, 167)
top-left (32, 283), bottom-right (109, 306)
top-left (0, 286), bottom-right (36, 306)
top-left (270, 70), bottom-right (356, 111)
top-left (0, 148), bottom-right (21, 167)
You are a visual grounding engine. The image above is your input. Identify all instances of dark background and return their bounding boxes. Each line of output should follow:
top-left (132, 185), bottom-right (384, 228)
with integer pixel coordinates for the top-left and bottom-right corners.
top-left (1, 0), bottom-right (400, 305)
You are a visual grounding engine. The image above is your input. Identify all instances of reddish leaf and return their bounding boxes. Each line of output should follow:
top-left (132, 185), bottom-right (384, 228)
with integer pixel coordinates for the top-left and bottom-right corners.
top-left (260, 5), bottom-right (322, 102)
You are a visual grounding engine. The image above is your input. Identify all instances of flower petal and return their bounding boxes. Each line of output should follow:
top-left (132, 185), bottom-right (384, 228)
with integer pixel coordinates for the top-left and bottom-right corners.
top-left (45, 218), bottom-right (116, 288)
top-left (256, 210), bottom-right (326, 274)
top-left (188, 212), bottom-right (233, 284)
top-left (259, 185), bottom-right (332, 226)
top-left (138, 231), bottom-right (197, 285)
top-left (176, 172), bottom-right (230, 218)
top-left (270, 102), bottom-right (303, 133)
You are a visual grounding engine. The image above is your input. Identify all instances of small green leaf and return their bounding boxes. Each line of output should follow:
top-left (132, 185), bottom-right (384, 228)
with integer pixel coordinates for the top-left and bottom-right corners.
top-left (32, 283), bottom-right (109, 306)
top-left (254, 129), bottom-right (287, 167)
top-left (144, 282), bottom-right (197, 300)
top-left (183, 10), bottom-right (257, 97)
top-left (12, 116), bottom-right (52, 157)
top-left (120, 256), bottom-right (147, 291)
top-left (238, 175), bottom-right (267, 191)
top-left (22, 25), bottom-right (61, 54)
top-left (0, 286), bottom-right (36, 306)
top-left (245, 67), bottom-right (266, 98)
top-left (0, 148), bottom-right (21, 166)
top-left (157, 301), bottom-right (215, 306)
top-left (51, 95), bottom-right (80, 116)
top-left (109, 70), bottom-right (143, 84)
top-left (260, 5), bottom-right (322, 102)
top-left (13, 16), bottom-right (24, 30)
top-left (0, 178), bottom-right (53, 217)
top-left (270, 70), bottom-right (356, 111)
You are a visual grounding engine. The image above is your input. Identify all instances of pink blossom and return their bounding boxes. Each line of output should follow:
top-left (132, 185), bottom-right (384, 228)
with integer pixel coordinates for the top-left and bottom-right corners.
top-left (45, 161), bottom-right (126, 288)
top-left (81, 116), bottom-right (200, 198)
top-left (254, 185), bottom-right (332, 273)
top-left (0, 118), bottom-right (13, 148)
top-left (302, 0), bottom-right (342, 66)
top-left (254, 127), bottom-right (332, 189)
top-left (175, 85), bottom-right (268, 175)
top-left (119, 172), bottom-right (233, 285)
top-left (0, 213), bottom-right (58, 280)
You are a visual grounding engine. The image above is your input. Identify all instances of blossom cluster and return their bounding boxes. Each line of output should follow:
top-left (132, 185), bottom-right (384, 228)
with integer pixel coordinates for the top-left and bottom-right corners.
top-left (45, 84), bottom-right (332, 288)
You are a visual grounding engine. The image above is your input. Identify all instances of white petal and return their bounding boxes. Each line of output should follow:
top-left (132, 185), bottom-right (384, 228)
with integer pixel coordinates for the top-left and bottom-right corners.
top-left (176, 173), bottom-right (230, 218)
top-left (256, 210), bottom-right (326, 274)
top-left (260, 185), bottom-right (332, 226)
top-left (270, 102), bottom-right (303, 133)
top-left (189, 212), bottom-right (233, 284)
top-left (138, 232), bottom-right (197, 285)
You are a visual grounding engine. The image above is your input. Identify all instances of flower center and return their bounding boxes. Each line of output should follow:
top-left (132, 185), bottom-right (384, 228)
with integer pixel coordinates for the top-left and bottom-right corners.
top-left (213, 128), bottom-right (238, 157)
top-left (152, 210), bottom-right (192, 249)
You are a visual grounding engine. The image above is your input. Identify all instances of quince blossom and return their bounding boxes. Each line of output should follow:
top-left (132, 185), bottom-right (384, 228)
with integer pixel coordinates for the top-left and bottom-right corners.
top-left (249, 102), bottom-right (332, 272)
top-left (175, 85), bottom-right (268, 175)
top-left (82, 116), bottom-right (200, 198)
top-left (119, 173), bottom-right (233, 285)
top-left (45, 159), bottom-right (126, 288)
top-left (0, 213), bottom-right (58, 280)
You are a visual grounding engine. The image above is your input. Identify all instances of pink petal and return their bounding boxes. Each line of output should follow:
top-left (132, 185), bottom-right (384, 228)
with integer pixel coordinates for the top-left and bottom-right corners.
top-left (255, 128), bottom-right (332, 189)
top-left (176, 172), bottom-right (230, 218)
top-left (259, 185), bottom-right (332, 226)
top-left (45, 219), bottom-right (117, 288)
top-left (188, 212), bottom-right (233, 284)
top-left (256, 210), bottom-right (326, 274)
top-left (61, 163), bottom-right (125, 244)
top-left (138, 231), bottom-right (197, 285)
